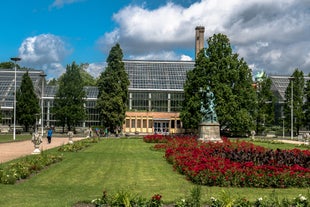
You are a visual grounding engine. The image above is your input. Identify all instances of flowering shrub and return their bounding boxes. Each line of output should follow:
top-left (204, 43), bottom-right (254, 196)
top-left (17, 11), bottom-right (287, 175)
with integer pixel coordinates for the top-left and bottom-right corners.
top-left (159, 136), bottom-right (310, 188)
top-left (149, 194), bottom-right (163, 207)
top-left (0, 154), bottom-right (63, 184)
top-left (90, 189), bottom-right (310, 206)
top-left (143, 134), bottom-right (170, 143)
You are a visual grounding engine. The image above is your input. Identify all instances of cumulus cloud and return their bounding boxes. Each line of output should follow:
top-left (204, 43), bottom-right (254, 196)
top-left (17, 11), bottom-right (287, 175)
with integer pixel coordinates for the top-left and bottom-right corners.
top-left (84, 63), bottom-right (106, 78)
top-left (98, 0), bottom-right (310, 75)
top-left (18, 34), bottom-right (71, 78)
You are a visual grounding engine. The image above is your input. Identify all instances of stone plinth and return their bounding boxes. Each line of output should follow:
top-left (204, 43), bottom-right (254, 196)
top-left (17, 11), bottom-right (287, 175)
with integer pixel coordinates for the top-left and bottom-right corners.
top-left (198, 122), bottom-right (222, 142)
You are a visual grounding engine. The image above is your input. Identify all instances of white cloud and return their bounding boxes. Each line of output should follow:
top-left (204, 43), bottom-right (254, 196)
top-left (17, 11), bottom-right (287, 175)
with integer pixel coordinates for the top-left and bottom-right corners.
top-left (85, 63), bottom-right (105, 78)
top-left (18, 34), bottom-right (71, 78)
top-left (98, 0), bottom-right (310, 75)
top-left (49, 0), bottom-right (84, 9)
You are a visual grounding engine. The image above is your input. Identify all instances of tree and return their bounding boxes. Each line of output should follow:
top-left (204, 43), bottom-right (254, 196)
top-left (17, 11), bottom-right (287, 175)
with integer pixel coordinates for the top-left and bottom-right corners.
top-left (49, 63), bottom-right (96, 86)
top-left (284, 69), bottom-right (304, 135)
top-left (181, 33), bottom-right (257, 135)
top-left (255, 73), bottom-right (276, 134)
top-left (52, 62), bottom-right (86, 132)
top-left (0, 62), bottom-right (15, 69)
top-left (16, 71), bottom-right (40, 132)
top-left (96, 43), bottom-right (130, 134)
top-left (304, 74), bottom-right (310, 129)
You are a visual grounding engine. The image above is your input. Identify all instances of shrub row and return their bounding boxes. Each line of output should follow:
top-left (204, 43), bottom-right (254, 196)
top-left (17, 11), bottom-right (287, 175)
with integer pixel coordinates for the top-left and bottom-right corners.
top-left (57, 138), bottom-right (99, 152)
top-left (0, 153), bottom-right (63, 184)
top-left (89, 187), bottom-right (310, 207)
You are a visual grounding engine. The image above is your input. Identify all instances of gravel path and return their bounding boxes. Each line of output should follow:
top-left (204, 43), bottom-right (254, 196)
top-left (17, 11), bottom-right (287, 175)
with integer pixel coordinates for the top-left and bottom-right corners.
top-left (0, 137), bottom-right (85, 163)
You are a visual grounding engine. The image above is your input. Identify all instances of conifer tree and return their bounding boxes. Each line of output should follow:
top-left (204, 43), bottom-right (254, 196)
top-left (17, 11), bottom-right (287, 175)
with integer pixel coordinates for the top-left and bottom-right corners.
top-left (96, 43), bottom-right (130, 134)
top-left (16, 71), bottom-right (40, 132)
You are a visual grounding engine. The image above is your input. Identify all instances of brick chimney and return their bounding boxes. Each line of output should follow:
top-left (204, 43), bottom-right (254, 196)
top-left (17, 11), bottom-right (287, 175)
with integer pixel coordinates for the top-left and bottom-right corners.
top-left (195, 26), bottom-right (205, 59)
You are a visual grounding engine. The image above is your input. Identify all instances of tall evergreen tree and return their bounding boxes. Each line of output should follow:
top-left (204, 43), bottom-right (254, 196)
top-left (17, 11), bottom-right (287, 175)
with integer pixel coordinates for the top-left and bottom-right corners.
top-left (96, 43), bottom-right (130, 134)
top-left (52, 62), bottom-right (86, 132)
top-left (16, 71), bottom-right (40, 132)
top-left (181, 33), bottom-right (257, 134)
top-left (304, 74), bottom-right (310, 130)
top-left (255, 73), bottom-right (276, 134)
top-left (284, 69), bottom-right (304, 135)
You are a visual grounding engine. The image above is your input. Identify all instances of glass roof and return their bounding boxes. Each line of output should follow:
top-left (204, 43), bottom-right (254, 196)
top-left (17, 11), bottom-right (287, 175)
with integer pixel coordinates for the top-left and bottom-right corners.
top-left (1, 65), bottom-right (304, 108)
top-left (269, 75), bottom-right (310, 102)
top-left (0, 69), bottom-right (45, 108)
top-left (124, 60), bottom-right (195, 91)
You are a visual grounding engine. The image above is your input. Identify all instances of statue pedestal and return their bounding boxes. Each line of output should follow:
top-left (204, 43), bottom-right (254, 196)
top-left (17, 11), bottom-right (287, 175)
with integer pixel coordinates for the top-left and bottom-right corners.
top-left (32, 145), bottom-right (41, 154)
top-left (198, 122), bottom-right (222, 142)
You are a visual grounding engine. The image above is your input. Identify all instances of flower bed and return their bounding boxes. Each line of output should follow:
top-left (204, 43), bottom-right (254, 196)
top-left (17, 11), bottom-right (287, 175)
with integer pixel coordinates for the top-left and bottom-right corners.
top-left (145, 135), bottom-right (310, 188)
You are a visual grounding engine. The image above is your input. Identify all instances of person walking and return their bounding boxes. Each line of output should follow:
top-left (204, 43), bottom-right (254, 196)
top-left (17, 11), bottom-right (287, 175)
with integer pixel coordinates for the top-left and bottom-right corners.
top-left (47, 127), bottom-right (53, 144)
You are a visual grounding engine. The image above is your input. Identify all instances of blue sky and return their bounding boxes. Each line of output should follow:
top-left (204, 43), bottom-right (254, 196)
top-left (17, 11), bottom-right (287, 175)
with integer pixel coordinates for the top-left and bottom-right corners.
top-left (1, 0), bottom-right (310, 79)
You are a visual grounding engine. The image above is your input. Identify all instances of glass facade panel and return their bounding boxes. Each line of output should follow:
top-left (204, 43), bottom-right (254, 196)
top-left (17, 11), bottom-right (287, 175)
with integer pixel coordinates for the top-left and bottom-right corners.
top-left (151, 92), bottom-right (168, 112)
top-left (170, 92), bottom-right (184, 112)
top-left (131, 92), bottom-right (148, 111)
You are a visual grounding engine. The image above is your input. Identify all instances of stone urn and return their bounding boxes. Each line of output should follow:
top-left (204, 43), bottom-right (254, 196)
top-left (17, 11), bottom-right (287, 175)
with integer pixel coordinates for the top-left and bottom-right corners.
top-left (31, 133), bottom-right (42, 154)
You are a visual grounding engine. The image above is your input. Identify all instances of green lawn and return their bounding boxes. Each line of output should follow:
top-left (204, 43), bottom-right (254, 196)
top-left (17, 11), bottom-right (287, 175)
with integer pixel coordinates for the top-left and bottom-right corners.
top-left (0, 138), bottom-right (309, 206)
top-left (0, 134), bottom-right (32, 143)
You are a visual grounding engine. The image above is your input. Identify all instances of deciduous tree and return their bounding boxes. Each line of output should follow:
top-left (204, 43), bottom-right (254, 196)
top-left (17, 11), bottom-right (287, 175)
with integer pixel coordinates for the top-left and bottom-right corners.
top-left (52, 62), bottom-right (86, 132)
top-left (181, 33), bottom-right (257, 135)
top-left (284, 69), bottom-right (304, 135)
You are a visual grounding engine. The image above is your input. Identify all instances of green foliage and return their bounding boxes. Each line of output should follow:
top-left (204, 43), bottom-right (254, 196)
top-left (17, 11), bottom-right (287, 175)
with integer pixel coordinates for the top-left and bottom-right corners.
top-left (256, 74), bottom-right (276, 134)
top-left (55, 63), bottom-right (97, 86)
top-left (284, 69), bottom-right (305, 135)
top-left (96, 43), bottom-right (130, 132)
top-left (16, 71), bottom-right (40, 132)
top-left (52, 62), bottom-right (86, 131)
top-left (304, 75), bottom-right (310, 130)
top-left (57, 138), bottom-right (99, 152)
top-left (181, 33), bottom-right (257, 133)
top-left (0, 154), bottom-right (63, 184)
top-left (0, 61), bottom-right (16, 69)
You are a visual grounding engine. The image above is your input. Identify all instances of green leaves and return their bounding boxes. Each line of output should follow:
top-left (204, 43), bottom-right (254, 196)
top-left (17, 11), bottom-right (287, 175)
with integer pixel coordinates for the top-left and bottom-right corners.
top-left (97, 44), bottom-right (130, 132)
top-left (181, 33), bottom-right (257, 133)
top-left (16, 71), bottom-right (40, 132)
top-left (53, 62), bottom-right (86, 131)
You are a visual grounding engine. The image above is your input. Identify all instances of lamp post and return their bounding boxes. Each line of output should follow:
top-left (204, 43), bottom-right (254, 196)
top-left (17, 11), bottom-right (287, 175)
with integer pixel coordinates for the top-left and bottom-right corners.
top-left (10, 57), bottom-right (21, 141)
top-left (40, 73), bottom-right (46, 136)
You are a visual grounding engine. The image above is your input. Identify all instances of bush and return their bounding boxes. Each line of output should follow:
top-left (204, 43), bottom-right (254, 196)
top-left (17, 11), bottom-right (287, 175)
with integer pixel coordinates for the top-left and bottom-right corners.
top-left (0, 154), bottom-right (63, 184)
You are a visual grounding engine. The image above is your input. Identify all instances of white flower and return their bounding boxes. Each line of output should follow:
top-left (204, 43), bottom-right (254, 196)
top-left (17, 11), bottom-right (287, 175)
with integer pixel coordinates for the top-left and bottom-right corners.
top-left (211, 197), bottom-right (217, 201)
top-left (258, 197), bottom-right (263, 201)
top-left (299, 194), bottom-right (307, 201)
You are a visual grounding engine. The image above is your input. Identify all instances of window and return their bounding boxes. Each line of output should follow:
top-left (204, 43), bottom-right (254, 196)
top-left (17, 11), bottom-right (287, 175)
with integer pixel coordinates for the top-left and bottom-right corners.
top-left (143, 119), bottom-right (147, 128)
top-left (131, 119), bottom-right (136, 128)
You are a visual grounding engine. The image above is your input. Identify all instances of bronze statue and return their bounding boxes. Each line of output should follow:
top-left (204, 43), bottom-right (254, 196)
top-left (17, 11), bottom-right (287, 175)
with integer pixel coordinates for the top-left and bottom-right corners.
top-left (200, 86), bottom-right (217, 123)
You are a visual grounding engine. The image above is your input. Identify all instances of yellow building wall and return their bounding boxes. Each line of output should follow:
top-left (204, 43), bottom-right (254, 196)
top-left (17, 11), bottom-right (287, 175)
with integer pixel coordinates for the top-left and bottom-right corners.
top-left (123, 111), bottom-right (184, 135)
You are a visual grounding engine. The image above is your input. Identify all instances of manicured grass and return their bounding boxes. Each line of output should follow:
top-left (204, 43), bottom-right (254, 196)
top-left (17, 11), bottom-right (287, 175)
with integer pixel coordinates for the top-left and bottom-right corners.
top-left (0, 134), bottom-right (32, 143)
top-left (0, 138), bottom-right (309, 206)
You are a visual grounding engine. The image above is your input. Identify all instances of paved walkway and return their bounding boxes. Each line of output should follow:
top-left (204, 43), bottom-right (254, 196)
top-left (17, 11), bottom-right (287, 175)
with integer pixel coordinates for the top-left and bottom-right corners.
top-left (0, 137), bottom-right (85, 163)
